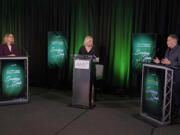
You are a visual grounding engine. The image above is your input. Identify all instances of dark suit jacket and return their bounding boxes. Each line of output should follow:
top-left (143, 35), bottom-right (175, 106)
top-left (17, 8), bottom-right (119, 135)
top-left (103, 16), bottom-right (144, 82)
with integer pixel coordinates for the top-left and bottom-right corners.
top-left (0, 44), bottom-right (18, 56)
top-left (78, 45), bottom-right (99, 57)
top-left (165, 44), bottom-right (180, 82)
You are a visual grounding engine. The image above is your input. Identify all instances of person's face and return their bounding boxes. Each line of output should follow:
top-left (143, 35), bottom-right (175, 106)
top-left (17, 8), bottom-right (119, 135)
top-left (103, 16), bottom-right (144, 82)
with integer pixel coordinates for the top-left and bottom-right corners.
top-left (167, 36), bottom-right (177, 48)
top-left (86, 39), bottom-right (93, 47)
top-left (7, 34), bottom-right (14, 43)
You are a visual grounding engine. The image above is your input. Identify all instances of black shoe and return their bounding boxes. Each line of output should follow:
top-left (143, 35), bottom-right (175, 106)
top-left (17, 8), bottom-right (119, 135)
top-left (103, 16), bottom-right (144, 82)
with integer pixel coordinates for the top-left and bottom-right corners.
top-left (171, 116), bottom-right (180, 124)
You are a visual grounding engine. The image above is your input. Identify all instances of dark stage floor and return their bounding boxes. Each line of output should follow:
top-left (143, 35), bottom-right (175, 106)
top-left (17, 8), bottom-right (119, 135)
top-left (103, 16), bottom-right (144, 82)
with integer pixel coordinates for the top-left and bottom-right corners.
top-left (0, 87), bottom-right (179, 135)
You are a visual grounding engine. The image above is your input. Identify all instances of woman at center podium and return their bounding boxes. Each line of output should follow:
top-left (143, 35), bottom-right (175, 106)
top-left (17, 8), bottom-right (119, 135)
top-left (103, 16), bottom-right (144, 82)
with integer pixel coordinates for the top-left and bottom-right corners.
top-left (0, 33), bottom-right (18, 56)
top-left (79, 36), bottom-right (99, 61)
top-left (78, 36), bottom-right (99, 104)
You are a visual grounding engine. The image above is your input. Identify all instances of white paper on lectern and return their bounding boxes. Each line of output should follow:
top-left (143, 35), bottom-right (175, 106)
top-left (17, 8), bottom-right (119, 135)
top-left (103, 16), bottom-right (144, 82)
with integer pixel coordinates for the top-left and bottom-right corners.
top-left (75, 60), bottom-right (89, 69)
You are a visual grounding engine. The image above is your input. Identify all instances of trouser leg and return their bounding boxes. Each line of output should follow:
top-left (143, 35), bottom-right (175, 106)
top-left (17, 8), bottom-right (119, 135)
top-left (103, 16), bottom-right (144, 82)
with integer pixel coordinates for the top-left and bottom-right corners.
top-left (172, 82), bottom-right (180, 121)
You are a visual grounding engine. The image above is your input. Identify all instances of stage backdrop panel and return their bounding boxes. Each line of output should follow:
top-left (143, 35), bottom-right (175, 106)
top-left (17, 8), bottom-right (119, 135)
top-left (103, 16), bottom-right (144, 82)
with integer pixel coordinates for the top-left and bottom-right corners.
top-left (131, 33), bottom-right (157, 90)
top-left (48, 32), bottom-right (68, 68)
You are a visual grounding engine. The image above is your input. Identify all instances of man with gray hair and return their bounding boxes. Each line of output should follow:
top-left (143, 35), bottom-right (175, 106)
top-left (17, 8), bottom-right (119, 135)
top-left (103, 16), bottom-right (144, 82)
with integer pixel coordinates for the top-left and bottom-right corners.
top-left (154, 34), bottom-right (180, 123)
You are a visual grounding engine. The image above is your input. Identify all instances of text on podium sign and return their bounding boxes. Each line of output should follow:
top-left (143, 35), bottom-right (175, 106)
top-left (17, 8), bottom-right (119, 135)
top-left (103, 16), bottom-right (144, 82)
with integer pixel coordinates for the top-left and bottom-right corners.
top-left (75, 60), bottom-right (89, 69)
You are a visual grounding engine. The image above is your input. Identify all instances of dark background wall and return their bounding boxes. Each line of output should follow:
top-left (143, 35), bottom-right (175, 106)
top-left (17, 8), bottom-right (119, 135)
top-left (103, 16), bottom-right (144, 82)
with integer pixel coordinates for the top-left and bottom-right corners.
top-left (0, 0), bottom-right (180, 93)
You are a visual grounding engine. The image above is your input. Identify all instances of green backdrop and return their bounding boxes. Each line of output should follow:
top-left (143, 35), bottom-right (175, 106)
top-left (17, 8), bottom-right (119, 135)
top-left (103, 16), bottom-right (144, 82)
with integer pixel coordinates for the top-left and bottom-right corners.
top-left (48, 32), bottom-right (68, 68)
top-left (131, 33), bottom-right (157, 90)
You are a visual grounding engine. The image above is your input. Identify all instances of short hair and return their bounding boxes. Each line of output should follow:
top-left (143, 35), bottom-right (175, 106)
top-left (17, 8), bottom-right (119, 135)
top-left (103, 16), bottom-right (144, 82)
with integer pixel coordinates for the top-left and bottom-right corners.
top-left (168, 34), bottom-right (179, 41)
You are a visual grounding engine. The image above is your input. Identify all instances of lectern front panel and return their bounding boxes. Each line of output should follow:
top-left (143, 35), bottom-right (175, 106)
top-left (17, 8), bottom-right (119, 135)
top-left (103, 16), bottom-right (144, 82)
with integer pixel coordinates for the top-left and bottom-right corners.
top-left (140, 63), bottom-right (173, 126)
top-left (142, 66), bottom-right (165, 120)
top-left (0, 57), bottom-right (29, 105)
top-left (72, 59), bottom-right (92, 107)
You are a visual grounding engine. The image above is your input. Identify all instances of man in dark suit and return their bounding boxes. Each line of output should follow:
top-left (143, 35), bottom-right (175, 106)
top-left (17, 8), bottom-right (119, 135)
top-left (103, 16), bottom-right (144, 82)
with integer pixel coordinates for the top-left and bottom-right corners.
top-left (154, 34), bottom-right (180, 123)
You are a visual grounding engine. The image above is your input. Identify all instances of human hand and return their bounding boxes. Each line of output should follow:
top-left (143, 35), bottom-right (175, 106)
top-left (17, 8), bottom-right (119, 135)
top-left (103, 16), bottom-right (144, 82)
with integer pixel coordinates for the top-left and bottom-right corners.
top-left (161, 58), bottom-right (171, 65)
top-left (8, 54), bottom-right (16, 56)
top-left (153, 57), bottom-right (160, 64)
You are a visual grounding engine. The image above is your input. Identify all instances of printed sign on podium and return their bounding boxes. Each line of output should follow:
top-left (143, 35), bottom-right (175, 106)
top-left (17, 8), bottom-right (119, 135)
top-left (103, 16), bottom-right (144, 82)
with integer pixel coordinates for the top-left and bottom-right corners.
top-left (75, 60), bottom-right (90, 69)
top-left (72, 55), bottom-right (95, 109)
top-left (0, 57), bottom-right (29, 105)
top-left (140, 63), bottom-right (173, 126)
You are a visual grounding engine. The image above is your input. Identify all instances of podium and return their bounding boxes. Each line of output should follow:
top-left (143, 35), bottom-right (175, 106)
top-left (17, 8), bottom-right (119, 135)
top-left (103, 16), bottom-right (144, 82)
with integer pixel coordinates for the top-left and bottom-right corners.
top-left (140, 63), bottom-right (173, 126)
top-left (0, 56), bottom-right (29, 105)
top-left (72, 55), bottom-right (95, 109)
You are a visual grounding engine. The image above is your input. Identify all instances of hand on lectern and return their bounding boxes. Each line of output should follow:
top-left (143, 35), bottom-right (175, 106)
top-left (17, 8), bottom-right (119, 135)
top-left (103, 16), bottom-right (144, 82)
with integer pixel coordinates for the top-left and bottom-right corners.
top-left (96, 57), bottom-right (99, 62)
top-left (153, 57), bottom-right (160, 64)
top-left (8, 54), bottom-right (16, 56)
top-left (161, 57), bottom-right (171, 65)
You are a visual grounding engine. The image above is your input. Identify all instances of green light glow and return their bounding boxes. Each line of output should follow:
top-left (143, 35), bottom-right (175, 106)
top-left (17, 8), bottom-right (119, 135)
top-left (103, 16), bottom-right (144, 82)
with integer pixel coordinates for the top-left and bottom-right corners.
top-left (68, 0), bottom-right (93, 80)
top-left (108, 0), bottom-right (133, 87)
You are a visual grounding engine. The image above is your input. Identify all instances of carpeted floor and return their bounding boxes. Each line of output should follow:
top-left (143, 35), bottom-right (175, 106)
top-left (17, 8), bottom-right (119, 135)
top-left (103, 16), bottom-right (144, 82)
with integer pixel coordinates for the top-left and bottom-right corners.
top-left (0, 87), bottom-right (179, 135)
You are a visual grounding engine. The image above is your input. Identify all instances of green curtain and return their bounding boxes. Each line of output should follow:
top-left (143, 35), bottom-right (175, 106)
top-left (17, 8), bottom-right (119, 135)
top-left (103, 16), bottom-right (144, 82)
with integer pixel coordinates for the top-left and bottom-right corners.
top-left (4, 0), bottom-right (180, 92)
top-left (0, 0), bottom-right (25, 55)
top-left (108, 0), bottom-right (133, 88)
top-left (0, 0), bottom-right (134, 89)
top-left (68, 0), bottom-right (94, 80)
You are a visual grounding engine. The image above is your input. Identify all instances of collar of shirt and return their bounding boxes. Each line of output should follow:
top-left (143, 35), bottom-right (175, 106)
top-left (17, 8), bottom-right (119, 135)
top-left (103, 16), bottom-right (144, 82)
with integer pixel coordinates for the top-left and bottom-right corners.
top-left (171, 44), bottom-right (179, 51)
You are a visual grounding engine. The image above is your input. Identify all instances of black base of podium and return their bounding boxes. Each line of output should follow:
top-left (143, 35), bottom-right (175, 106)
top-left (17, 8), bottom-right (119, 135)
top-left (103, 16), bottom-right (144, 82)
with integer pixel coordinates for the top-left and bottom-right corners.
top-left (69, 104), bottom-right (96, 109)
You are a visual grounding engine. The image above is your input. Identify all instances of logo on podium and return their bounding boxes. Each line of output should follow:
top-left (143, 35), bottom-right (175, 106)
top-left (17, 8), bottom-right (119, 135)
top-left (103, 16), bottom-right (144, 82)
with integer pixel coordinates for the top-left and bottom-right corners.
top-left (75, 60), bottom-right (89, 69)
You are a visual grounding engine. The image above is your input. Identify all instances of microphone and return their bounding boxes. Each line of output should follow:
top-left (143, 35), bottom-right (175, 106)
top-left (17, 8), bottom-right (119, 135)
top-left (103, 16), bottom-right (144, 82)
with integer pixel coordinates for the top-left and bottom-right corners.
top-left (138, 56), bottom-right (145, 63)
top-left (22, 46), bottom-right (29, 57)
top-left (156, 48), bottom-right (160, 53)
